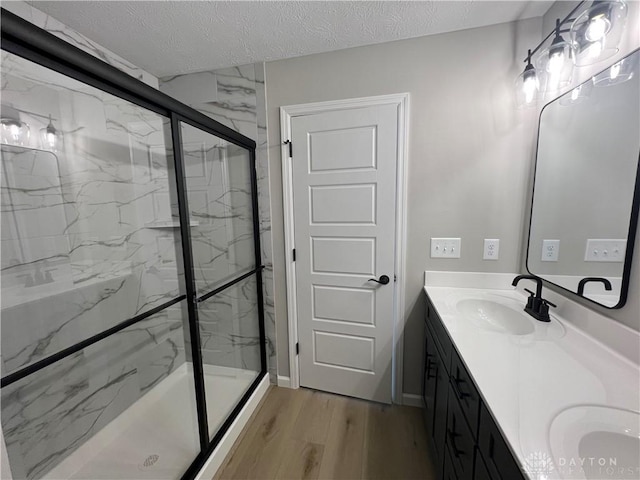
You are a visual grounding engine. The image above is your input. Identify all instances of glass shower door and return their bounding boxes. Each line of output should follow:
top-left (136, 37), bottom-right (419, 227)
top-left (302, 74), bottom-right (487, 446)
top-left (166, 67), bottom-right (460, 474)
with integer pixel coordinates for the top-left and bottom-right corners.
top-left (1, 12), bottom-right (265, 478)
top-left (178, 121), bottom-right (263, 440)
top-left (0, 50), bottom-right (200, 480)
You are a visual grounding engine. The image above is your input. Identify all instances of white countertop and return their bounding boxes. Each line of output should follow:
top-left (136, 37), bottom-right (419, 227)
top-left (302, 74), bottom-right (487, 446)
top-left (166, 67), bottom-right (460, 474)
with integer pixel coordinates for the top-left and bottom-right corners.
top-left (423, 271), bottom-right (640, 480)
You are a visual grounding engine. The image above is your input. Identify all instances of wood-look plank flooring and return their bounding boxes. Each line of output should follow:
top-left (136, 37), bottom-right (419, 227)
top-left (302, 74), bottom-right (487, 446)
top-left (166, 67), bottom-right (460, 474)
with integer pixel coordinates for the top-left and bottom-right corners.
top-left (214, 387), bottom-right (436, 480)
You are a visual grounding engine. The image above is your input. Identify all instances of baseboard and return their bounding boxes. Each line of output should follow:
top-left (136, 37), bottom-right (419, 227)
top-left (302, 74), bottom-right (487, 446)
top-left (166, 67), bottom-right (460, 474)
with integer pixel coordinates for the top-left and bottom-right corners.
top-left (401, 393), bottom-right (423, 407)
top-left (194, 374), bottom-right (270, 479)
top-left (277, 375), bottom-right (291, 388)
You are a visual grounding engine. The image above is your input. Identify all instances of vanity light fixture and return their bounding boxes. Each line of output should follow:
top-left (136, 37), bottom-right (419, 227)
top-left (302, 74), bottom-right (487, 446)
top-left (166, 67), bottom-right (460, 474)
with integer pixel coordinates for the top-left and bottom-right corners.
top-left (516, 0), bottom-right (628, 104)
top-left (570, 0), bottom-right (627, 66)
top-left (585, 1), bottom-right (612, 41)
top-left (39, 114), bottom-right (63, 152)
top-left (0, 105), bottom-right (30, 146)
top-left (548, 20), bottom-right (573, 75)
top-left (536, 19), bottom-right (575, 93)
top-left (516, 50), bottom-right (540, 107)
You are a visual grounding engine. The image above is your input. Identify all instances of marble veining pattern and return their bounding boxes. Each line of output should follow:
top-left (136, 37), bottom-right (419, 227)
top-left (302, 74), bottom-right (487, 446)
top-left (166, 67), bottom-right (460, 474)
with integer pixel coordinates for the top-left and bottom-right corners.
top-left (160, 63), bottom-right (276, 383)
top-left (1, 55), bottom-right (185, 373)
top-left (1, 50), bottom-right (188, 478)
top-left (198, 276), bottom-right (261, 372)
top-left (254, 63), bottom-right (277, 380)
top-left (1, 308), bottom-right (185, 479)
top-left (1, 6), bottom-right (276, 479)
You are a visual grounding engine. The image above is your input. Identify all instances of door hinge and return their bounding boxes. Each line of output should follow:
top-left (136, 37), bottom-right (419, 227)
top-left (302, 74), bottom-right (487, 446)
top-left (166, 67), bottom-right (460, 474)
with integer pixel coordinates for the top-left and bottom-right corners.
top-left (283, 139), bottom-right (292, 158)
top-left (292, 248), bottom-right (296, 261)
top-left (296, 342), bottom-right (299, 355)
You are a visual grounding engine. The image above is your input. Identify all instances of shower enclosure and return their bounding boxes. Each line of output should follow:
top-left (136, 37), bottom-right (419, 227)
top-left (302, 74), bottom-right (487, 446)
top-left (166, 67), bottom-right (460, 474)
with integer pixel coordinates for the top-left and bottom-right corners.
top-left (0, 10), bottom-right (265, 480)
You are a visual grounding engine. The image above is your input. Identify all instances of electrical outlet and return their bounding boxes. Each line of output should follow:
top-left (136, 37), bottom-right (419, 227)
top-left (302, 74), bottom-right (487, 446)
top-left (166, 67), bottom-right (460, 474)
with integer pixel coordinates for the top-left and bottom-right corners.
top-left (541, 239), bottom-right (560, 262)
top-left (430, 238), bottom-right (461, 258)
top-left (483, 239), bottom-right (500, 260)
top-left (584, 239), bottom-right (626, 262)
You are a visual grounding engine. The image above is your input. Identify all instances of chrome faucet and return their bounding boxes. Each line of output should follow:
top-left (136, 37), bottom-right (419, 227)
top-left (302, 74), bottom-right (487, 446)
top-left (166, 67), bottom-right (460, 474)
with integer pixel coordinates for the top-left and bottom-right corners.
top-left (512, 274), bottom-right (556, 322)
top-left (577, 277), bottom-right (612, 296)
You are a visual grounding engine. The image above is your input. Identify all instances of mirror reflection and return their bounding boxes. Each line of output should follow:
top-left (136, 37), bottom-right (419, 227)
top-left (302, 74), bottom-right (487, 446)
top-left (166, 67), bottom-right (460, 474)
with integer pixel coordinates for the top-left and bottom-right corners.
top-left (528, 49), bottom-right (640, 308)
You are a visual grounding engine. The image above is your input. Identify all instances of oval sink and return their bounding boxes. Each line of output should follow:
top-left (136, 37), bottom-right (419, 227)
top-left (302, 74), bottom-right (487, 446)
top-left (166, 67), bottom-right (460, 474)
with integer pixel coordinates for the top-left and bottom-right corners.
top-left (549, 405), bottom-right (640, 479)
top-left (457, 298), bottom-right (535, 335)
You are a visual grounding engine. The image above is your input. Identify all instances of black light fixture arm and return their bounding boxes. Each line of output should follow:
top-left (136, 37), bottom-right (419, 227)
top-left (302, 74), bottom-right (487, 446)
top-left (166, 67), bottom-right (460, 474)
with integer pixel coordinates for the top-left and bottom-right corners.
top-left (523, 1), bottom-right (587, 64)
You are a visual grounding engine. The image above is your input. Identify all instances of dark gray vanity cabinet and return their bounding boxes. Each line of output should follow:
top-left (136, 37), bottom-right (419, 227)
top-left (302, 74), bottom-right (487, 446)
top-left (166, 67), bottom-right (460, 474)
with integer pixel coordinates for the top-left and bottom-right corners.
top-left (423, 303), bottom-right (450, 476)
top-left (443, 449), bottom-right (458, 480)
top-left (477, 403), bottom-right (526, 480)
top-left (446, 379), bottom-right (476, 479)
top-left (473, 454), bottom-right (492, 480)
top-left (423, 294), bottom-right (526, 480)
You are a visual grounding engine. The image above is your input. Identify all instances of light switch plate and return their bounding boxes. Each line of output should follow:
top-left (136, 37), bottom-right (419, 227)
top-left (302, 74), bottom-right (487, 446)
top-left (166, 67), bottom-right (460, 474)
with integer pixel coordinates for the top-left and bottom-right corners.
top-left (584, 239), bottom-right (626, 262)
top-left (541, 239), bottom-right (560, 262)
top-left (431, 238), bottom-right (461, 258)
top-left (483, 239), bottom-right (500, 260)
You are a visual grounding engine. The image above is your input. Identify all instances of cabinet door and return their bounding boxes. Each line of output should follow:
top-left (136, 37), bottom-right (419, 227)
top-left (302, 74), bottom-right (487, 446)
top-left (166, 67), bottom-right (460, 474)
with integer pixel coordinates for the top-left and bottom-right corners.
top-left (432, 342), bottom-right (449, 476)
top-left (427, 300), bottom-right (452, 371)
top-left (423, 324), bottom-right (438, 432)
top-left (450, 350), bottom-right (481, 439)
top-left (478, 404), bottom-right (526, 480)
top-left (446, 384), bottom-right (476, 480)
top-left (443, 446), bottom-right (458, 480)
top-left (474, 450), bottom-right (493, 480)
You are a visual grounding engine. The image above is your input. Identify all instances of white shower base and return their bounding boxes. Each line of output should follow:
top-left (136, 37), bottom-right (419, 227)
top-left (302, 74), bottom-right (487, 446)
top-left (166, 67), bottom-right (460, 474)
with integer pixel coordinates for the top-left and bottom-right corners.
top-left (43, 363), bottom-right (258, 480)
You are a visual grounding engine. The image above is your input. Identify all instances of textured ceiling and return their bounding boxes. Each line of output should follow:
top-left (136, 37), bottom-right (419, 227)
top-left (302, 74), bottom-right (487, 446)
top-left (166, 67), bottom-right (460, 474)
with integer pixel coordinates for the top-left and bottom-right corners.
top-left (30, 1), bottom-right (552, 77)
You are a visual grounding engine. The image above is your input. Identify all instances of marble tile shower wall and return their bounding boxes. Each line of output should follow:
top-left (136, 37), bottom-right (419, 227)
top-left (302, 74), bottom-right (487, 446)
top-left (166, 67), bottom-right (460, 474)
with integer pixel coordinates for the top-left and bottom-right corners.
top-left (5, 0), bottom-right (276, 382)
top-left (1, 53), bottom-right (187, 478)
top-left (160, 65), bottom-right (276, 382)
top-left (180, 124), bottom-right (258, 371)
top-left (198, 276), bottom-right (262, 373)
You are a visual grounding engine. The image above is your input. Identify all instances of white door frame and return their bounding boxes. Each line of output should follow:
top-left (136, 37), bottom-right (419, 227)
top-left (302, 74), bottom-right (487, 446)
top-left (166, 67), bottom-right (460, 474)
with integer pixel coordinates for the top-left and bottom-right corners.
top-left (280, 93), bottom-right (409, 403)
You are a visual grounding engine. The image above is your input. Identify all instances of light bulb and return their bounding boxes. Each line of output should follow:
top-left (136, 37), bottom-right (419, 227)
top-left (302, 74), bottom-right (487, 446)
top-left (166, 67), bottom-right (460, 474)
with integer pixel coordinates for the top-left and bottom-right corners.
top-left (39, 115), bottom-right (63, 152)
top-left (516, 52), bottom-right (540, 107)
top-left (9, 124), bottom-right (21, 141)
top-left (548, 72), bottom-right (561, 90)
top-left (523, 75), bottom-right (538, 104)
top-left (547, 28), bottom-right (569, 75)
top-left (1, 117), bottom-right (30, 146)
top-left (571, 85), bottom-right (582, 101)
top-left (587, 39), bottom-right (604, 59)
top-left (547, 50), bottom-right (565, 74)
top-left (585, 14), bottom-right (611, 42)
top-left (610, 62), bottom-right (621, 79)
top-left (46, 131), bottom-right (56, 148)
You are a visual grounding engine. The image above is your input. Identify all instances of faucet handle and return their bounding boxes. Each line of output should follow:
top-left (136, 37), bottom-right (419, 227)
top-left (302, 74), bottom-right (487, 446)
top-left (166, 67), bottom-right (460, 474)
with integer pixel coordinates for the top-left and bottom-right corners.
top-left (541, 298), bottom-right (556, 309)
top-left (523, 288), bottom-right (537, 310)
top-left (537, 298), bottom-right (555, 323)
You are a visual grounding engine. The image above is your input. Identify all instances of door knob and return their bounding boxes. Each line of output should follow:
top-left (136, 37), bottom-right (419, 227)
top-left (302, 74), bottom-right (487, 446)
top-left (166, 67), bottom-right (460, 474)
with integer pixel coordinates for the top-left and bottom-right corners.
top-left (368, 275), bottom-right (390, 285)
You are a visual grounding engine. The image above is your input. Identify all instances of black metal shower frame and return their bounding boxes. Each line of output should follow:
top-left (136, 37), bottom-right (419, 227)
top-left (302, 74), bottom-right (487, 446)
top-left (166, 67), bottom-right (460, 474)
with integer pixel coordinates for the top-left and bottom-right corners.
top-left (0, 8), bottom-right (267, 480)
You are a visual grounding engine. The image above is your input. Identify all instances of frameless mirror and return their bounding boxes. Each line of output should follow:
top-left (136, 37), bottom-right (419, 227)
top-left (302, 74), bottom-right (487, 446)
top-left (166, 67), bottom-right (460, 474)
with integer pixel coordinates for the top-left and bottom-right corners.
top-left (528, 48), bottom-right (640, 308)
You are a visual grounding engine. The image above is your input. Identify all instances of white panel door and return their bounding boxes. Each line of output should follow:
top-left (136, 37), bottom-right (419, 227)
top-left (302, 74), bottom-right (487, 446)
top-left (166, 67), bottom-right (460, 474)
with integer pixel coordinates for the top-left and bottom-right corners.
top-left (291, 104), bottom-right (398, 404)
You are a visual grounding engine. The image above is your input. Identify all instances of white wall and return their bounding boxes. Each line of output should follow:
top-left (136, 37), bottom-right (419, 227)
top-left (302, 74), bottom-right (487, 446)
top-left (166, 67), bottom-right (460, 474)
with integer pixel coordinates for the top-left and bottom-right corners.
top-left (265, 18), bottom-right (542, 395)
